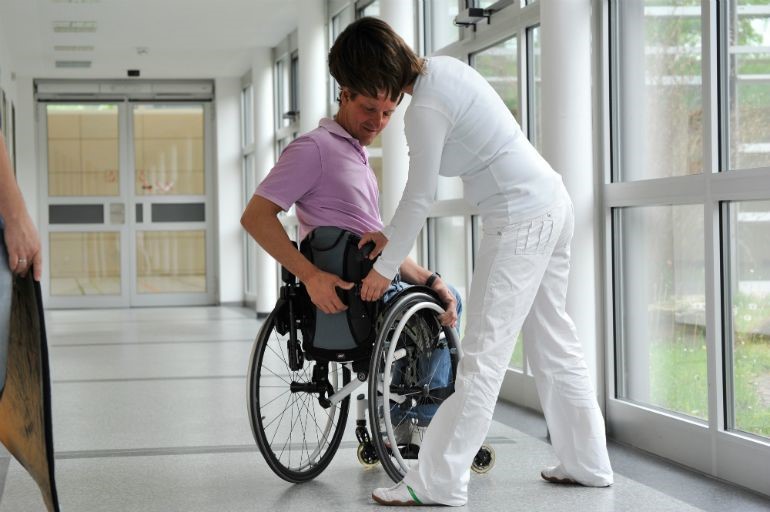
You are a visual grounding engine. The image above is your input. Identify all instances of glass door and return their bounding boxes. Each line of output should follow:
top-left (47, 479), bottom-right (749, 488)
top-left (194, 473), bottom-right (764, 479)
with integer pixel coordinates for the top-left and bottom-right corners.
top-left (130, 103), bottom-right (214, 306)
top-left (42, 103), bottom-right (129, 308)
top-left (40, 101), bottom-right (215, 308)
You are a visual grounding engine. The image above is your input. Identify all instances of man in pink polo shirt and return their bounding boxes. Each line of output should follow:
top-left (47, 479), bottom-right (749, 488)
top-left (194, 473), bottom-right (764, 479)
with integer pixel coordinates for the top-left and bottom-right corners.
top-left (241, 87), bottom-right (458, 324)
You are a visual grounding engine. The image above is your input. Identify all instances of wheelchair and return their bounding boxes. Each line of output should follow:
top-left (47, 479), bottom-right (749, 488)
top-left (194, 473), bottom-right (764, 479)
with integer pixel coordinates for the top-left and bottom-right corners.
top-left (246, 227), bottom-right (495, 483)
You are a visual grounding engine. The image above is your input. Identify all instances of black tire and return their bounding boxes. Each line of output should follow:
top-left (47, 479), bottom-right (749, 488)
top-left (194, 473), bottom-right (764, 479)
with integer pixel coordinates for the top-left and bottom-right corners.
top-left (247, 310), bottom-right (350, 483)
top-left (368, 292), bottom-right (460, 482)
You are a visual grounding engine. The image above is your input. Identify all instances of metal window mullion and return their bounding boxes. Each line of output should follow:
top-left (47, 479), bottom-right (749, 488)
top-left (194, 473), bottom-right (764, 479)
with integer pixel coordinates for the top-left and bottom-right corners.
top-left (701, 0), bottom-right (724, 446)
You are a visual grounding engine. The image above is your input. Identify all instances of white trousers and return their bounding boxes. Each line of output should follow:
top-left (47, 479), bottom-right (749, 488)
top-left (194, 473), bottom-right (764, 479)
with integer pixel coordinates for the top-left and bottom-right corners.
top-left (403, 187), bottom-right (613, 506)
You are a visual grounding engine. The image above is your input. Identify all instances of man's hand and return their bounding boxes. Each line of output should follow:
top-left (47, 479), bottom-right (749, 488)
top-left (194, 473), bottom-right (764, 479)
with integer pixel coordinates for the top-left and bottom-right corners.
top-left (432, 279), bottom-right (458, 328)
top-left (360, 268), bottom-right (390, 302)
top-left (358, 231), bottom-right (388, 260)
top-left (304, 269), bottom-right (354, 314)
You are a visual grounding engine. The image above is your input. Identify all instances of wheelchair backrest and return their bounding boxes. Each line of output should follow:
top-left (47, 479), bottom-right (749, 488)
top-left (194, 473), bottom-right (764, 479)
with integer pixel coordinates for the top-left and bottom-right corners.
top-left (299, 226), bottom-right (381, 362)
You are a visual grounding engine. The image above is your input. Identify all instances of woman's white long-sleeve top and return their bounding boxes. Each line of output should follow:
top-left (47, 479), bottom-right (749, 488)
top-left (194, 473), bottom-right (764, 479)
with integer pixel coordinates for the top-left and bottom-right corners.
top-left (374, 56), bottom-right (564, 280)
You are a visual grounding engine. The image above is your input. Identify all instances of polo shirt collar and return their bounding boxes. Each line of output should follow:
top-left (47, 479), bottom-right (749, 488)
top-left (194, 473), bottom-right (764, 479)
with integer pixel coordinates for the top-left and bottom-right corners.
top-left (319, 117), bottom-right (357, 142)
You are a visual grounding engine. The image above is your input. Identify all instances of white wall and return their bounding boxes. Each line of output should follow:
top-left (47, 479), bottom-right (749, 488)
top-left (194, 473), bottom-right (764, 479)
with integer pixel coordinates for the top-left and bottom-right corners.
top-left (215, 77), bottom-right (244, 303)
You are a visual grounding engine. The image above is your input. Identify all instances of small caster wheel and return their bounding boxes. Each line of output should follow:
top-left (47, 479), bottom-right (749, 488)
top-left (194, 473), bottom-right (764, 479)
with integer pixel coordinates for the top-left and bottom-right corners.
top-left (471, 444), bottom-right (495, 474)
top-left (357, 442), bottom-right (379, 467)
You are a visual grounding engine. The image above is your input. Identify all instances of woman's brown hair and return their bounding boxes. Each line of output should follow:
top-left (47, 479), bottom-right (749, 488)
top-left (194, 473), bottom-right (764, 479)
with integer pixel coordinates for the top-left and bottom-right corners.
top-left (328, 17), bottom-right (424, 103)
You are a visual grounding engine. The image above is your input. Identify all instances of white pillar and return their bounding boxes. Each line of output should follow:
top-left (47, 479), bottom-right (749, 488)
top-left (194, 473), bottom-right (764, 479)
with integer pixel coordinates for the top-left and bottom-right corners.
top-left (214, 77), bottom-right (244, 304)
top-left (540, 1), bottom-right (601, 392)
top-left (297, 0), bottom-right (328, 134)
top-left (379, 1), bottom-right (415, 224)
top-left (253, 48), bottom-right (278, 315)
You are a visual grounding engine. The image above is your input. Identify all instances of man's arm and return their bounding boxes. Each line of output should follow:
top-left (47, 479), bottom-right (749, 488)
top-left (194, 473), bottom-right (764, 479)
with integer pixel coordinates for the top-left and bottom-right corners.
top-left (240, 195), bottom-right (352, 314)
top-left (398, 257), bottom-right (458, 328)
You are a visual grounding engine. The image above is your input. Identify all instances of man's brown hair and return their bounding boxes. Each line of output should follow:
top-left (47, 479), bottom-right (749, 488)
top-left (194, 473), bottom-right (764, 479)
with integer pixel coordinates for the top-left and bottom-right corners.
top-left (328, 17), bottom-right (424, 103)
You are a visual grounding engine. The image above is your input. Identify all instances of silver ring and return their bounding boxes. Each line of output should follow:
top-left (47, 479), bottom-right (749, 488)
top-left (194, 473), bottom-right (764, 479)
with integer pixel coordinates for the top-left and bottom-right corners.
top-left (18, 258), bottom-right (27, 264)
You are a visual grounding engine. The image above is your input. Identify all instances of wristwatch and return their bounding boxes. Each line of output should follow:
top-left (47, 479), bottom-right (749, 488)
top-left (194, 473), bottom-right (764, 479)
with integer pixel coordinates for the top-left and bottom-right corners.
top-left (425, 272), bottom-right (441, 288)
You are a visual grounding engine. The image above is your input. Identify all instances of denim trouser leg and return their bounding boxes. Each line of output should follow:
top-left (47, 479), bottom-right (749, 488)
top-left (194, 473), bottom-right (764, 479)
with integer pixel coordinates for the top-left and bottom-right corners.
top-left (384, 280), bottom-right (463, 426)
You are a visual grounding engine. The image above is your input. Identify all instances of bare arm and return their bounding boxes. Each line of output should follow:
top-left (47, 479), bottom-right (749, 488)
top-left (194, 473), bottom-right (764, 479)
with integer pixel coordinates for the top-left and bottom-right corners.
top-left (0, 133), bottom-right (41, 280)
top-left (240, 195), bottom-right (352, 314)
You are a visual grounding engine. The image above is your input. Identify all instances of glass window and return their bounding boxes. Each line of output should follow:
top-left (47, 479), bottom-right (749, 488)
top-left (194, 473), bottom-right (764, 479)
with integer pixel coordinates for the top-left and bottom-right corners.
top-left (47, 104), bottom-right (119, 197)
top-left (426, 0), bottom-right (461, 51)
top-left (275, 59), bottom-right (290, 129)
top-left (726, 1), bottom-right (770, 171)
top-left (133, 105), bottom-right (205, 196)
top-left (358, 0), bottom-right (380, 18)
top-left (614, 204), bottom-right (707, 420)
top-left (241, 84), bottom-right (254, 147)
top-left (528, 26), bottom-right (542, 151)
top-left (244, 153), bottom-right (257, 296)
top-left (724, 200), bottom-right (770, 439)
top-left (471, 36), bottom-right (519, 122)
top-left (615, 1), bottom-right (704, 181)
top-left (434, 216), bottom-right (468, 330)
top-left (136, 230), bottom-right (206, 293)
top-left (49, 232), bottom-right (121, 296)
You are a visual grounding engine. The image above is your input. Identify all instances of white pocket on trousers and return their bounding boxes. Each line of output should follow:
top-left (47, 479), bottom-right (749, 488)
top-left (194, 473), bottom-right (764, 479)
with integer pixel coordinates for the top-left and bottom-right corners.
top-left (514, 215), bottom-right (554, 255)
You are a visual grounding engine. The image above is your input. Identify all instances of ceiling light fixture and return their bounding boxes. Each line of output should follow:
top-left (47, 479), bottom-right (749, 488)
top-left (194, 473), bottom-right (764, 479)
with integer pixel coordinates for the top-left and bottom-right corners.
top-left (54, 45), bottom-right (95, 52)
top-left (55, 60), bottom-right (92, 68)
top-left (53, 21), bottom-right (97, 33)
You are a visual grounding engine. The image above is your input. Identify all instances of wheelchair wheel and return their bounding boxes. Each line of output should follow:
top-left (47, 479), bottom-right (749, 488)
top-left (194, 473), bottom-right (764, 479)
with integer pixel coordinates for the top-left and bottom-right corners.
top-left (472, 445), bottom-right (495, 474)
top-left (247, 310), bottom-right (350, 483)
top-left (368, 291), bottom-right (461, 482)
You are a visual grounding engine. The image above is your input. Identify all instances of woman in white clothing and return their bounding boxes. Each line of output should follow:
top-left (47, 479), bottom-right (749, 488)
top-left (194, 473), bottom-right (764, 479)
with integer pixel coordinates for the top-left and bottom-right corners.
top-left (328, 17), bottom-right (614, 507)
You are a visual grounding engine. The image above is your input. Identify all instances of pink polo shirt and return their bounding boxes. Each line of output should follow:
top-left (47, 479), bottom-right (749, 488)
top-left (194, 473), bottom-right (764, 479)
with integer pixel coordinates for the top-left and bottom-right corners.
top-left (255, 118), bottom-right (383, 241)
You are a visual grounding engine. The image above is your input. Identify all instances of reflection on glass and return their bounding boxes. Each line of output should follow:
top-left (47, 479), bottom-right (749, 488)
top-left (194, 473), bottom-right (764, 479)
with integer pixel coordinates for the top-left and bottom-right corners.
top-left (134, 105), bottom-right (205, 196)
top-left (49, 232), bottom-right (120, 295)
top-left (615, 205), bottom-right (707, 420)
top-left (528, 26), bottom-right (543, 151)
top-left (136, 230), bottom-right (206, 294)
top-left (616, 1), bottom-right (703, 181)
top-left (47, 104), bottom-right (119, 197)
top-left (472, 36), bottom-right (519, 121)
top-left (727, 1), bottom-right (770, 170)
top-left (428, 0), bottom-right (460, 51)
top-left (435, 216), bottom-right (467, 332)
top-left (726, 201), bottom-right (770, 438)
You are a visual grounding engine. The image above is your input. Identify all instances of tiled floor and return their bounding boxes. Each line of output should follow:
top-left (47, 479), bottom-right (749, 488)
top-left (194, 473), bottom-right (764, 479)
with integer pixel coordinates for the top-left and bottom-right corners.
top-left (1, 306), bottom-right (768, 511)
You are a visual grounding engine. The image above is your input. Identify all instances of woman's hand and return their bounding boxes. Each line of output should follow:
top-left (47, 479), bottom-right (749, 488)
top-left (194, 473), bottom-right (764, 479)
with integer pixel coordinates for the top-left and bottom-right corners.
top-left (360, 268), bottom-right (390, 302)
top-left (3, 212), bottom-right (42, 281)
top-left (358, 231), bottom-right (388, 260)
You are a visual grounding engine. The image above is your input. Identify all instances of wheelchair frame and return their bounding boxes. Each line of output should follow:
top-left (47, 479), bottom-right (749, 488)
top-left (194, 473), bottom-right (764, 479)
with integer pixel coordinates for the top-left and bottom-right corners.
top-left (246, 274), bottom-right (475, 483)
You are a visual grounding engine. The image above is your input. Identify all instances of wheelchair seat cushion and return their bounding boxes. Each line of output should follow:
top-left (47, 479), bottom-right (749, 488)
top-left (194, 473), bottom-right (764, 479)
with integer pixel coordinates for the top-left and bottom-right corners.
top-left (299, 226), bottom-right (381, 362)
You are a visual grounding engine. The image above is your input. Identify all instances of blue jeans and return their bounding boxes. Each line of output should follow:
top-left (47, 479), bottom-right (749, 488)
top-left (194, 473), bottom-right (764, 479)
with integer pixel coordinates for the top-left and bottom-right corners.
top-left (383, 278), bottom-right (462, 426)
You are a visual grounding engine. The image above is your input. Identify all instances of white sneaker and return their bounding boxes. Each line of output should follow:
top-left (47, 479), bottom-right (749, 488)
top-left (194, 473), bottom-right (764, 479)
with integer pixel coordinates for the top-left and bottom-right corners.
top-left (540, 465), bottom-right (578, 484)
top-left (541, 464), bottom-right (613, 487)
top-left (372, 481), bottom-right (436, 506)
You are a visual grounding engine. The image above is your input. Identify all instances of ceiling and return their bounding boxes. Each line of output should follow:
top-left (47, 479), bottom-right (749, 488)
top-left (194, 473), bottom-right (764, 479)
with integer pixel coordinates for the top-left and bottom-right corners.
top-left (0, 0), bottom-right (301, 79)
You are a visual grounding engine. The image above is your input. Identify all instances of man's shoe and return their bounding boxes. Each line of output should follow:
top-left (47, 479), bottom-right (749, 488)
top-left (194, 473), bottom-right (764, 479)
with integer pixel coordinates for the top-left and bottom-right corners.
top-left (540, 465), bottom-right (578, 485)
top-left (372, 481), bottom-right (435, 506)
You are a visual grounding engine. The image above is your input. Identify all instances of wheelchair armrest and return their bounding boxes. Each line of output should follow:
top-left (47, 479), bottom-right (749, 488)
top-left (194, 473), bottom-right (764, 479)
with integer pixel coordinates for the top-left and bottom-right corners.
top-left (281, 241), bottom-right (299, 284)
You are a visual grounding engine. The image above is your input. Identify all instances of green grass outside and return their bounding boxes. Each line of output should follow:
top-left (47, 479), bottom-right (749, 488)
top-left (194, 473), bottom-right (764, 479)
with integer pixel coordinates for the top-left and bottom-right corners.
top-left (507, 327), bottom-right (770, 438)
top-left (650, 331), bottom-right (770, 437)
